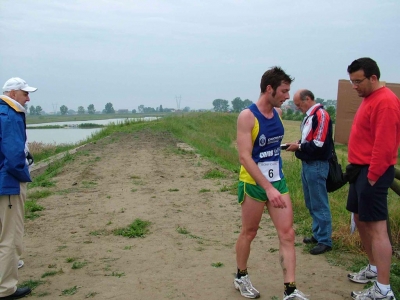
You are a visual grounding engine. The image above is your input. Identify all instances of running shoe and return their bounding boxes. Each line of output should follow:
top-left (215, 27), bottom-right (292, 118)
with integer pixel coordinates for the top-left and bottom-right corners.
top-left (233, 275), bottom-right (260, 298)
top-left (351, 282), bottom-right (396, 300)
top-left (348, 265), bottom-right (377, 283)
top-left (283, 289), bottom-right (310, 300)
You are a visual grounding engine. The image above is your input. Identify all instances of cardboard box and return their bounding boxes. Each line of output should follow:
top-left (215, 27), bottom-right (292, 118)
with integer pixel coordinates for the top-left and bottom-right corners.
top-left (335, 80), bottom-right (400, 144)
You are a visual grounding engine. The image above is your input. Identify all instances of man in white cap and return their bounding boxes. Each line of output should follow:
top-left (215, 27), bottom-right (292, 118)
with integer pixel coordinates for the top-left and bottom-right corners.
top-left (0, 77), bottom-right (37, 299)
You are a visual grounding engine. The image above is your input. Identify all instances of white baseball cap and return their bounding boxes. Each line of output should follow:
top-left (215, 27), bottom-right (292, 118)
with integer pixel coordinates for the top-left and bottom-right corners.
top-left (2, 77), bottom-right (37, 92)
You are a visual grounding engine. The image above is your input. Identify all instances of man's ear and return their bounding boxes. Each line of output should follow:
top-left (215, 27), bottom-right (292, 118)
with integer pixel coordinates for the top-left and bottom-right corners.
top-left (265, 85), bottom-right (273, 94)
top-left (370, 75), bottom-right (379, 83)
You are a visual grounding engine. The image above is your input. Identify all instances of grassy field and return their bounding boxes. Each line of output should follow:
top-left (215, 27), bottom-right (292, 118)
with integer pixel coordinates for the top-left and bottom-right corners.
top-left (30, 112), bottom-right (400, 291)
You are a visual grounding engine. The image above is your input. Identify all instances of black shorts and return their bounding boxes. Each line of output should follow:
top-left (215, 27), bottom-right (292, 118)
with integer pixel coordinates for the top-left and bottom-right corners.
top-left (346, 165), bottom-right (394, 222)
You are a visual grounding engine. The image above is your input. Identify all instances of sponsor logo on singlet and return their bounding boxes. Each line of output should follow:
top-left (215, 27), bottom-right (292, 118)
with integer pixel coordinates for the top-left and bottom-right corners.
top-left (267, 135), bottom-right (283, 144)
top-left (259, 150), bottom-right (274, 158)
top-left (260, 147), bottom-right (281, 158)
top-left (259, 134), bottom-right (266, 147)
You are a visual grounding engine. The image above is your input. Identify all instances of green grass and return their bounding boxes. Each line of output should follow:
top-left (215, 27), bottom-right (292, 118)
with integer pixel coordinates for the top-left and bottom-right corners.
top-left (176, 228), bottom-right (202, 240)
top-left (28, 124), bottom-right (64, 129)
top-left (65, 257), bottom-right (77, 263)
top-left (107, 271), bottom-right (125, 278)
top-left (211, 262), bottom-right (224, 268)
top-left (41, 269), bottom-right (63, 278)
top-left (89, 229), bottom-right (108, 236)
top-left (203, 168), bottom-right (227, 179)
top-left (176, 226), bottom-right (190, 235)
top-left (30, 142), bottom-right (73, 163)
top-left (85, 291), bottom-right (98, 298)
top-left (89, 230), bottom-right (107, 236)
top-left (18, 279), bottom-right (45, 290)
top-left (31, 114), bottom-right (400, 251)
top-left (72, 261), bottom-right (87, 269)
top-left (27, 190), bottom-right (53, 200)
top-left (149, 112), bottom-right (239, 172)
top-left (61, 286), bottom-right (78, 296)
top-left (30, 152), bottom-right (75, 187)
top-left (82, 181), bottom-right (98, 188)
top-left (25, 200), bottom-right (44, 220)
top-left (113, 218), bottom-right (151, 238)
top-left (56, 245), bottom-right (67, 251)
top-left (25, 200), bottom-right (44, 213)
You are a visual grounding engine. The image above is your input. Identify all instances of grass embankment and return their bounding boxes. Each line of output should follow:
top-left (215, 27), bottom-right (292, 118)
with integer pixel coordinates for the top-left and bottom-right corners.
top-left (29, 112), bottom-right (400, 291)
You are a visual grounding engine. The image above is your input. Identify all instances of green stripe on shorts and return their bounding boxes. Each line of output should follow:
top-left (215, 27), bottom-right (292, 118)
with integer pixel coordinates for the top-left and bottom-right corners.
top-left (238, 178), bottom-right (289, 204)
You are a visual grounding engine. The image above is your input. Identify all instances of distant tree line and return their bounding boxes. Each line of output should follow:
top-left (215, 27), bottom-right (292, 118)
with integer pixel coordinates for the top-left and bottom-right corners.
top-left (28, 105), bottom-right (43, 115)
top-left (26, 102), bottom-right (191, 116)
top-left (136, 105), bottom-right (190, 113)
top-left (211, 97), bottom-right (337, 123)
top-left (27, 103), bottom-right (98, 116)
top-left (282, 98), bottom-right (337, 123)
top-left (282, 106), bottom-right (336, 123)
top-left (212, 97), bottom-right (253, 112)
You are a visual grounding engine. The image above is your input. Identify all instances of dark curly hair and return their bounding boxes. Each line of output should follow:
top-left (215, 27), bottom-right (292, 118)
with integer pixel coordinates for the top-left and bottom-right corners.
top-left (347, 57), bottom-right (380, 80)
top-left (260, 66), bottom-right (294, 95)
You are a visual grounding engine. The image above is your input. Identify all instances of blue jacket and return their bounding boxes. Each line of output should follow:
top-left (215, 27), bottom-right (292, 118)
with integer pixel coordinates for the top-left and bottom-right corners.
top-left (0, 95), bottom-right (31, 195)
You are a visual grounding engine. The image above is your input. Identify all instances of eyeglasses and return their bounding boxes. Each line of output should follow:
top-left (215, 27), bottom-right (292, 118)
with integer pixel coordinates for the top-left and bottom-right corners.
top-left (349, 77), bottom-right (367, 86)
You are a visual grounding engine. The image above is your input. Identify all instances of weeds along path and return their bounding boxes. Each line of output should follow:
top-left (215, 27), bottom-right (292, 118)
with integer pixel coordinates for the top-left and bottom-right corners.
top-left (23, 130), bottom-right (354, 299)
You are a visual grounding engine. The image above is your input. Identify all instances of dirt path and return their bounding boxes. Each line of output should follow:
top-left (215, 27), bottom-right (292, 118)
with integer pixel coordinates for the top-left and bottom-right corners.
top-left (22, 130), bottom-right (356, 299)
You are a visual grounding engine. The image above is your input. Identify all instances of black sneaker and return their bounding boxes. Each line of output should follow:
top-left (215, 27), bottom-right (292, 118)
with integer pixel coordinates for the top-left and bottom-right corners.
top-left (309, 243), bottom-right (332, 255)
top-left (302, 236), bottom-right (317, 244)
top-left (1, 287), bottom-right (31, 299)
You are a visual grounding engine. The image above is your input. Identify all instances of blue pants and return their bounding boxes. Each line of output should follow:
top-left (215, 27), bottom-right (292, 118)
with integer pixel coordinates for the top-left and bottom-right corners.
top-left (301, 160), bottom-right (332, 247)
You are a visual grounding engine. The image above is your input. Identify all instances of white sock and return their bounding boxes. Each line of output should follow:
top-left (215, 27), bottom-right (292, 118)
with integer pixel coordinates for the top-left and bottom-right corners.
top-left (369, 264), bottom-right (377, 273)
top-left (376, 282), bottom-right (391, 295)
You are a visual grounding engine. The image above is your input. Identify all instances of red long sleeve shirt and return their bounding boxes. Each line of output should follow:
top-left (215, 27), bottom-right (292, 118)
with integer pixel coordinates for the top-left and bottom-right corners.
top-left (348, 87), bottom-right (400, 181)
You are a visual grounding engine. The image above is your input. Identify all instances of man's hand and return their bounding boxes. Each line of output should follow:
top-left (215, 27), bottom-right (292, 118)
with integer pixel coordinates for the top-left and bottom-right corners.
top-left (368, 179), bottom-right (376, 186)
top-left (285, 142), bottom-right (300, 152)
top-left (265, 186), bottom-right (287, 209)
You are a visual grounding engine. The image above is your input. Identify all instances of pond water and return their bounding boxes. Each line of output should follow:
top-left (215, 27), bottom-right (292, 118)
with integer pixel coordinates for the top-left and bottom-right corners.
top-left (27, 128), bottom-right (101, 145)
top-left (27, 117), bottom-right (157, 144)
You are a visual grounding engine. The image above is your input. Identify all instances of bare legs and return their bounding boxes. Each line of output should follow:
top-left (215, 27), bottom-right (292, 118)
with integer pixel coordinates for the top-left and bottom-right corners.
top-left (235, 194), bottom-right (296, 282)
top-left (354, 214), bottom-right (392, 284)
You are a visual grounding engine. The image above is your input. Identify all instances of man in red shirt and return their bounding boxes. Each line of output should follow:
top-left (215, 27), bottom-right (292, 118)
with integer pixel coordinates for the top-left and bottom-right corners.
top-left (346, 58), bottom-right (400, 300)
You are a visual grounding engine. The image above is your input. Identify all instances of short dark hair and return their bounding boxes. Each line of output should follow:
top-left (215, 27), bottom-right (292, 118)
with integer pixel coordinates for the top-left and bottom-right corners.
top-left (347, 57), bottom-right (380, 80)
top-left (299, 89), bottom-right (315, 101)
top-left (260, 66), bottom-right (294, 94)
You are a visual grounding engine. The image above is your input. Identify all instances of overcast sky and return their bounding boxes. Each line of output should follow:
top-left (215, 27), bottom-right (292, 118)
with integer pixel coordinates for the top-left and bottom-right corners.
top-left (1, 0), bottom-right (399, 113)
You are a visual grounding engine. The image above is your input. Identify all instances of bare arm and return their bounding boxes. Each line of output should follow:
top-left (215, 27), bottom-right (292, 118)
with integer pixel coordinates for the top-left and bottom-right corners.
top-left (237, 110), bottom-right (287, 208)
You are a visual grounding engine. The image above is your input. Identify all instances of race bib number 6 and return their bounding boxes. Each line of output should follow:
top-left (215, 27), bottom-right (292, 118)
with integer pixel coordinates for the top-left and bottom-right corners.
top-left (258, 161), bottom-right (281, 182)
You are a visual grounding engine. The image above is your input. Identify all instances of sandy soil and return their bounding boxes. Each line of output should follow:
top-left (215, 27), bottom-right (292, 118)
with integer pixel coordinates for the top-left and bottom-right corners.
top-left (21, 130), bottom-right (357, 299)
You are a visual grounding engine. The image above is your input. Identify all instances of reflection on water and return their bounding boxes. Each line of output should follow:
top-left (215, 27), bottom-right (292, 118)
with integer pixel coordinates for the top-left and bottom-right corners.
top-left (27, 128), bottom-right (101, 145)
top-left (26, 117), bottom-right (157, 144)
top-left (27, 117), bottom-right (157, 127)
